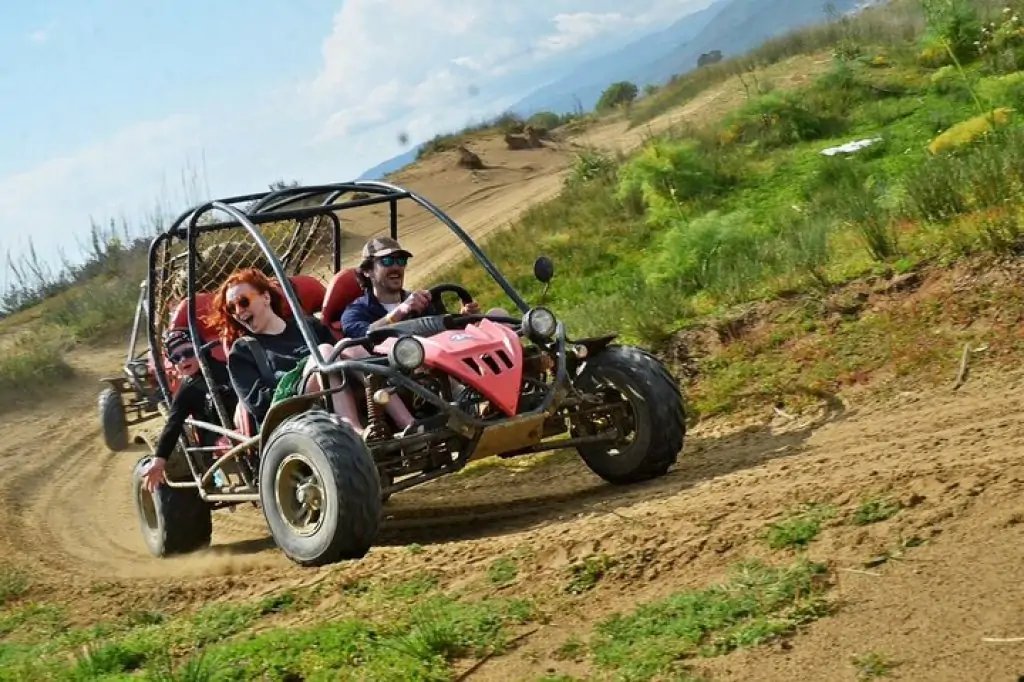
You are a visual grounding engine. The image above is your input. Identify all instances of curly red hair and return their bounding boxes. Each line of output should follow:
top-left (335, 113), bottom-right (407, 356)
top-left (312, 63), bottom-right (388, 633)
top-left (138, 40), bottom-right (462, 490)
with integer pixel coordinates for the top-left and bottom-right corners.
top-left (205, 267), bottom-right (287, 348)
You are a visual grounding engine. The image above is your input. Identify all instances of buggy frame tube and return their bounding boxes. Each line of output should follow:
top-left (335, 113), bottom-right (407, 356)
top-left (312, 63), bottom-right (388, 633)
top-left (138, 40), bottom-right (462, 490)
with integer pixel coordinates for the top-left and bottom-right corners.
top-left (184, 209), bottom-right (235, 433)
top-left (125, 280), bottom-right (146, 375)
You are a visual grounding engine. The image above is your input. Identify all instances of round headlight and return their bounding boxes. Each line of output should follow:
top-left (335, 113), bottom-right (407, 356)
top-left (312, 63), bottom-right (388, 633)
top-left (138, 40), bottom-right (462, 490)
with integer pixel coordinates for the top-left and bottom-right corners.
top-left (523, 306), bottom-right (557, 339)
top-left (389, 336), bottom-right (425, 370)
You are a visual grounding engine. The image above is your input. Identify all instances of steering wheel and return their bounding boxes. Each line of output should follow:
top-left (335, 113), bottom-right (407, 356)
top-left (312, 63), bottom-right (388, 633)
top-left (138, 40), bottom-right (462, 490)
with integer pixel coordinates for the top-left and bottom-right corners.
top-left (427, 283), bottom-right (474, 315)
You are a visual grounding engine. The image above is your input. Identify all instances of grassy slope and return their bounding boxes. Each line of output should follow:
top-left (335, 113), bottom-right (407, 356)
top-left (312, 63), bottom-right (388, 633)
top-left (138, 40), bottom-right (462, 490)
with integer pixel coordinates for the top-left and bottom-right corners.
top-left (9, 0), bottom-right (1024, 679)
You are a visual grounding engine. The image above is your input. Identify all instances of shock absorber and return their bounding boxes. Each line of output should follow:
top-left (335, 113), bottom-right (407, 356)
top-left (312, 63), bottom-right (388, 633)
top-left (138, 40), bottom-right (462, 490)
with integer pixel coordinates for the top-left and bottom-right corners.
top-left (364, 374), bottom-right (391, 442)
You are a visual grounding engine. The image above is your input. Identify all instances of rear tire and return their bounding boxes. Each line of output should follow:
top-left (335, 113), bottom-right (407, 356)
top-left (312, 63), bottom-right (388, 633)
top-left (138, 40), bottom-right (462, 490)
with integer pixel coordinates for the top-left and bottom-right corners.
top-left (131, 455), bottom-right (212, 557)
top-left (260, 410), bottom-right (382, 567)
top-left (99, 387), bottom-right (129, 452)
top-left (572, 345), bottom-right (685, 484)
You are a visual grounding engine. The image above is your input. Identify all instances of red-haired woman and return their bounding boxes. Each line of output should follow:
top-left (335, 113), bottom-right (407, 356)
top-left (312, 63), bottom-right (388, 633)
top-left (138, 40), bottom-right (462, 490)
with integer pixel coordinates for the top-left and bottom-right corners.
top-left (207, 267), bottom-right (418, 439)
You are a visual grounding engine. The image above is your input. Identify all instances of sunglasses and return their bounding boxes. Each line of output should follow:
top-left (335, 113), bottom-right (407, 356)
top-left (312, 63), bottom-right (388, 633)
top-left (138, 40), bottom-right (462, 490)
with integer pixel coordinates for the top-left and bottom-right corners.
top-left (226, 295), bottom-right (252, 316)
top-left (378, 255), bottom-right (408, 267)
top-left (169, 347), bottom-right (196, 364)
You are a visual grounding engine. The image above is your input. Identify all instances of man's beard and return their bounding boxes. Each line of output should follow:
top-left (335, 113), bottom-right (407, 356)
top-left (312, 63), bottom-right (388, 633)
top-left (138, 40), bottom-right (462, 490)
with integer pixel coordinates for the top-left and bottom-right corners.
top-left (376, 272), bottom-right (404, 293)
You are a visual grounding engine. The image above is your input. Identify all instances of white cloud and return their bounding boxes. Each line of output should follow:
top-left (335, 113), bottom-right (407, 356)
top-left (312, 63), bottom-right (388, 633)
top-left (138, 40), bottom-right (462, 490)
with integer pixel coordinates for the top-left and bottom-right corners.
top-left (0, 115), bottom-right (202, 268)
top-left (1, 0), bottom-right (718, 275)
top-left (303, 0), bottom-right (713, 142)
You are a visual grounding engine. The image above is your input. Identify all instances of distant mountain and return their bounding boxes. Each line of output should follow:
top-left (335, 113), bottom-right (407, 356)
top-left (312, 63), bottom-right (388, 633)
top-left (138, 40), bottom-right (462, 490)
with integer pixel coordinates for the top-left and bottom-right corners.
top-left (508, 1), bottom-right (727, 117)
top-left (633, 0), bottom-right (864, 87)
top-left (357, 147), bottom-right (420, 181)
top-left (357, 0), bottom-right (865, 179)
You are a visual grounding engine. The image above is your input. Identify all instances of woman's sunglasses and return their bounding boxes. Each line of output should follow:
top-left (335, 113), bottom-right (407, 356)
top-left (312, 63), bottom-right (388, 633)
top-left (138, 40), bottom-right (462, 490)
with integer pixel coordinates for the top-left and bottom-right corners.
top-left (169, 347), bottom-right (196, 364)
top-left (226, 295), bottom-right (251, 316)
top-left (378, 255), bottom-right (408, 267)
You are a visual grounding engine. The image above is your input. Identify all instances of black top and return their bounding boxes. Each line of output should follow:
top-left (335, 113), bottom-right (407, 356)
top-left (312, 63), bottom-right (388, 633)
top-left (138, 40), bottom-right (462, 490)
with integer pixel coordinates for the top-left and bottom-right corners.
top-left (153, 360), bottom-right (232, 461)
top-left (228, 315), bottom-right (334, 424)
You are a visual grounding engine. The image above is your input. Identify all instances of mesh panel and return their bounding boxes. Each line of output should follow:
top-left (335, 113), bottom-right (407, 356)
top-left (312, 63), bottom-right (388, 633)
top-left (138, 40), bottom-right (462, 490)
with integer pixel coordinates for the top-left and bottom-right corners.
top-left (150, 214), bottom-right (338, 356)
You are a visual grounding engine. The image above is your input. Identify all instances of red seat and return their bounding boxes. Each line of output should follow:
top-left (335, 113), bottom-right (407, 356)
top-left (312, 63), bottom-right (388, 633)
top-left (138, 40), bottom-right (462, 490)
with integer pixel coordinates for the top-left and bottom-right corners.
top-left (321, 268), bottom-right (363, 340)
top-left (167, 292), bottom-right (228, 364)
top-left (284, 274), bottom-right (327, 316)
top-left (267, 274), bottom-right (327, 318)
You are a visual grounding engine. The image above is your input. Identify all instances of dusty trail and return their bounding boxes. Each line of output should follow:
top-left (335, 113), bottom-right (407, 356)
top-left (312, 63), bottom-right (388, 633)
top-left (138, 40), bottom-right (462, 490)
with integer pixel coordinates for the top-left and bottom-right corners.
top-left (2, 338), bottom-right (1024, 678)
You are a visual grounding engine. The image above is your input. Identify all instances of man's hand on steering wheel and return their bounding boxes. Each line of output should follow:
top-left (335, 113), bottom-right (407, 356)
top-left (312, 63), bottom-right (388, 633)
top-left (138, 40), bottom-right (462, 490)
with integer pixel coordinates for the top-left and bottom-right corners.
top-left (394, 290), bottom-right (432, 321)
top-left (460, 300), bottom-right (481, 315)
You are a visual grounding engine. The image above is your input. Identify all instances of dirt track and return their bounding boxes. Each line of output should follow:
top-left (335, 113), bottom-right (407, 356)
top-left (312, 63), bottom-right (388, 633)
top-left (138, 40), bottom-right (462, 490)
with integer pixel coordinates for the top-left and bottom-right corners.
top-left (3, 343), bottom-right (1024, 679)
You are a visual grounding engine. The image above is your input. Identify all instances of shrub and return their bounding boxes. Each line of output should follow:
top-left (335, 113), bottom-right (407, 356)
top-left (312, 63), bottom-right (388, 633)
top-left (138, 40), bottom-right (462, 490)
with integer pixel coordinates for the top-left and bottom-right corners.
top-left (615, 139), bottom-right (736, 227)
top-left (0, 327), bottom-right (75, 398)
top-left (565, 148), bottom-right (619, 190)
top-left (646, 209), bottom-right (777, 302)
top-left (596, 81), bottom-right (639, 112)
top-left (919, 0), bottom-right (983, 63)
top-left (526, 111), bottom-right (562, 130)
top-left (720, 90), bottom-right (846, 149)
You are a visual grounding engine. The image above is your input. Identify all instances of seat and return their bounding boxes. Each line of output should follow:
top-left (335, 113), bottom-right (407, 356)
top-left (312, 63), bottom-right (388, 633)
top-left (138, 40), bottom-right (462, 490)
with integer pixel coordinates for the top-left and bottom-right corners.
top-left (284, 274), bottom-right (327, 316)
top-left (320, 268), bottom-right (363, 340)
top-left (167, 292), bottom-right (228, 364)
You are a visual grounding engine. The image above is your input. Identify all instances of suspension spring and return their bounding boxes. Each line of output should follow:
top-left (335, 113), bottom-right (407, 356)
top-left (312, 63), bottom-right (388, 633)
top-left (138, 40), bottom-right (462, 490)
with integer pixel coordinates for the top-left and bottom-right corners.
top-left (364, 374), bottom-right (391, 442)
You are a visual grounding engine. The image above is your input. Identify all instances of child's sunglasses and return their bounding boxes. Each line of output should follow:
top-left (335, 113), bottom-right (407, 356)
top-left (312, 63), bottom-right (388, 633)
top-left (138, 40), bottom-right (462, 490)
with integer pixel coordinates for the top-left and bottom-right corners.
top-left (169, 347), bottom-right (196, 364)
top-left (226, 295), bottom-right (251, 316)
top-left (378, 255), bottom-right (408, 267)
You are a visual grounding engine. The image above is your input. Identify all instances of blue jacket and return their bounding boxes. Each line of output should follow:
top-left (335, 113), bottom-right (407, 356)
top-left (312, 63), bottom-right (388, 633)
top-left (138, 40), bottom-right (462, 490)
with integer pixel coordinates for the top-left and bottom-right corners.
top-left (340, 289), bottom-right (409, 339)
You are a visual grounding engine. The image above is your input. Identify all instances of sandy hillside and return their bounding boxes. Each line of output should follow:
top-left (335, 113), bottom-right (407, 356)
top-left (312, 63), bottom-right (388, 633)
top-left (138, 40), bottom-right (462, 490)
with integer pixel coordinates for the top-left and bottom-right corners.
top-left (6, 51), bottom-right (1018, 680)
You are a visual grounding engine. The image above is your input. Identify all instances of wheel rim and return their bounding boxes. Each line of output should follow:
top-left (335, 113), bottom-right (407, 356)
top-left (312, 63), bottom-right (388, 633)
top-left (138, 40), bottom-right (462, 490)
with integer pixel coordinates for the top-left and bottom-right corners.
top-left (579, 376), bottom-right (640, 457)
top-left (138, 485), bottom-right (159, 532)
top-left (274, 453), bottom-right (327, 536)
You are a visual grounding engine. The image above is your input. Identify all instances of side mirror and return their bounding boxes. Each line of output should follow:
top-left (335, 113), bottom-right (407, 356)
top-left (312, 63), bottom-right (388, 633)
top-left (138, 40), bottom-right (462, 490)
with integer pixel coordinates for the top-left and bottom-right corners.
top-left (533, 256), bottom-right (554, 284)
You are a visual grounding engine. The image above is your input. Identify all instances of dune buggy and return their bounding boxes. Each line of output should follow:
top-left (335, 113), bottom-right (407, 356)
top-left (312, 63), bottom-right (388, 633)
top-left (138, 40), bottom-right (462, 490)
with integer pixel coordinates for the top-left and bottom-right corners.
top-left (130, 180), bottom-right (686, 567)
top-left (97, 279), bottom-right (169, 452)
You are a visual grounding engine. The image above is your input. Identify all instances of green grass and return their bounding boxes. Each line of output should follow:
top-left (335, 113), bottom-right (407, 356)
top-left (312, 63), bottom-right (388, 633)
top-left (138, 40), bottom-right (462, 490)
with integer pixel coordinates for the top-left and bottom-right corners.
top-left (584, 558), bottom-right (834, 682)
top-left (0, 329), bottom-right (76, 405)
top-left (763, 502), bottom-right (837, 550)
top-left (432, 1), bottom-right (1024, 418)
top-left (852, 496), bottom-right (903, 526)
top-left (0, 575), bottom-right (538, 681)
top-left (852, 651), bottom-right (899, 679)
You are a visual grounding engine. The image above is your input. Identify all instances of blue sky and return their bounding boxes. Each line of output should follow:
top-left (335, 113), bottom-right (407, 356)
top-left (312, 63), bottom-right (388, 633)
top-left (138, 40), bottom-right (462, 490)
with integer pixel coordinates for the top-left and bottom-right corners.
top-left (0, 0), bottom-right (710, 276)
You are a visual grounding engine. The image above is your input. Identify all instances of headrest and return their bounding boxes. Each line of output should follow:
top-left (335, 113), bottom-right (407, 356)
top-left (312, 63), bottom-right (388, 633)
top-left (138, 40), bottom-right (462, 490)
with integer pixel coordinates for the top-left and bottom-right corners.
top-left (166, 292), bottom-right (226, 364)
top-left (321, 268), bottom-right (363, 327)
top-left (273, 275), bottom-right (326, 317)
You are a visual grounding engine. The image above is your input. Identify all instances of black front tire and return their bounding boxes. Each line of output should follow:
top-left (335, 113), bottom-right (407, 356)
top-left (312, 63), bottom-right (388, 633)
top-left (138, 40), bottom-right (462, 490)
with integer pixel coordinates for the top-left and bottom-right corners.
top-left (260, 410), bottom-right (382, 567)
top-left (131, 456), bottom-right (213, 557)
top-left (99, 387), bottom-right (129, 452)
top-left (573, 345), bottom-right (686, 484)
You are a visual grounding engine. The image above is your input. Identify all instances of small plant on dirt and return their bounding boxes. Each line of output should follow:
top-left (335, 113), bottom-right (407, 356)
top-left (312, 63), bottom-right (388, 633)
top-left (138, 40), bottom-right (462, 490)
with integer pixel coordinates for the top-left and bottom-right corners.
top-left (565, 554), bottom-right (617, 595)
top-left (0, 563), bottom-right (29, 606)
top-left (764, 502), bottom-right (837, 550)
top-left (588, 558), bottom-right (834, 681)
top-left (852, 651), bottom-right (898, 679)
top-left (488, 556), bottom-right (519, 587)
top-left (386, 572), bottom-right (439, 600)
top-left (852, 496), bottom-right (902, 525)
top-left (553, 636), bottom-right (586, 662)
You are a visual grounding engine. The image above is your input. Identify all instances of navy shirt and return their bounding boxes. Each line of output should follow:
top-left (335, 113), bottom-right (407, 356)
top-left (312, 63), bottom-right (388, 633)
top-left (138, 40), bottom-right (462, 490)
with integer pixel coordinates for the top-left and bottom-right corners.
top-left (340, 289), bottom-right (409, 339)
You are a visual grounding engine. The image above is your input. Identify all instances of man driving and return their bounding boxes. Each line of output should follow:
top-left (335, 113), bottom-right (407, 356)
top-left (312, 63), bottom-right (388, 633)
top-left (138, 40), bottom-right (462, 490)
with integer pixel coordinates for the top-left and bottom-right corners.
top-left (341, 236), bottom-right (496, 337)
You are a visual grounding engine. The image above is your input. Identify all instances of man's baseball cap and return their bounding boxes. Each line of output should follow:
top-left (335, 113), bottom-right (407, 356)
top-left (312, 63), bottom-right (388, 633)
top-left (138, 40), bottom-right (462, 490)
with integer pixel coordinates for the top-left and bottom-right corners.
top-left (362, 236), bottom-right (412, 260)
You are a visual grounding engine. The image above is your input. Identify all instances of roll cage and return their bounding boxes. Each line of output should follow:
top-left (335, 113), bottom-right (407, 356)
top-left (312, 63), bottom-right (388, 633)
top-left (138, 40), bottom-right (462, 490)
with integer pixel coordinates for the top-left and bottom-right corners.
top-left (144, 180), bottom-right (568, 501)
